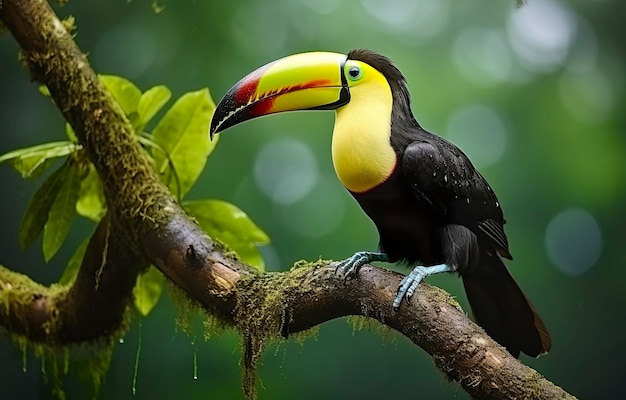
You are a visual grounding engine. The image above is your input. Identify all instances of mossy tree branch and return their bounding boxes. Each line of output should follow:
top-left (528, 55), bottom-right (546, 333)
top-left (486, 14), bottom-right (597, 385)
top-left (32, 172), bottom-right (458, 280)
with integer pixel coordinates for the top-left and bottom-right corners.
top-left (0, 0), bottom-right (575, 399)
top-left (0, 214), bottom-right (145, 343)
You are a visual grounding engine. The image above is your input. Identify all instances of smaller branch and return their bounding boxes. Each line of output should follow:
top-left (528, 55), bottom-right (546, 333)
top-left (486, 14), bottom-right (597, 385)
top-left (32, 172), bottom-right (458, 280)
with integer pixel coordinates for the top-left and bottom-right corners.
top-left (0, 215), bottom-right (145, 344)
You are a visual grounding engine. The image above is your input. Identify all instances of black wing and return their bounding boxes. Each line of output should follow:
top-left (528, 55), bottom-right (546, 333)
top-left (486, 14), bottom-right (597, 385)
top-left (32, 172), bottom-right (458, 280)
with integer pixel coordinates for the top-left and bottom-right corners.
top-left (401, 135), bottom-right (512, 259)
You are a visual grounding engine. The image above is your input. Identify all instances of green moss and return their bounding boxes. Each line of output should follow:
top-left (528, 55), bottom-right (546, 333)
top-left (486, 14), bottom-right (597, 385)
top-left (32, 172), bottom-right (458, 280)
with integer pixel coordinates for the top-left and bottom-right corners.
top-left (346, 315), bottom-right (394, 344)
top-left (169, 283), bottom-right (202, 335)
top-left (347, 315), bottom-right (378, 334)
top-left (169, 280), bottom-right (234, 344)
top-left (169, 259), bottom-right (331, 399)
top-left (291, 258), bottom-right (331, 270)
top-left (0, 265), bottom-right (66, 340)
top-left (84, 338), bottom-right (116, 394)
top-left (212, 237), bottom-right (241, 263)
top-left (3, 333), bottom-right (118, 400)
top-left (234, 273), bottom-right (284, 399)
top-left (0, 265), bottom-right (132, 399)
top-left (428, 284), bottom-right (463, 312)
top-left (289, 325), bottom-right (320, 346)
top-left (232, 261), bottom-right (333, 399)
top-left (61, 16), bottom-right (76, 34)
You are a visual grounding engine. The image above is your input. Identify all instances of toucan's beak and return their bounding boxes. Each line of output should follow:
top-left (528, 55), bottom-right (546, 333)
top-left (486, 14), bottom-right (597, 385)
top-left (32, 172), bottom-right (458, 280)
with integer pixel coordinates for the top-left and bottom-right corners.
top-left (209, 52), bottom-right (350, 139)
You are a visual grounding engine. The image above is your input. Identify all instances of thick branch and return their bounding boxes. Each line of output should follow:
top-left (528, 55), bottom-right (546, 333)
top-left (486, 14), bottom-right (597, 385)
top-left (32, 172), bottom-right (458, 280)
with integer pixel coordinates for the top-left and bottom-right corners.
top-left (250, 263), bottom-right (570, 399)
top-left (146, 216), bottom-right (573, 399)
top-left (0, 1), bottom-right (574, 399)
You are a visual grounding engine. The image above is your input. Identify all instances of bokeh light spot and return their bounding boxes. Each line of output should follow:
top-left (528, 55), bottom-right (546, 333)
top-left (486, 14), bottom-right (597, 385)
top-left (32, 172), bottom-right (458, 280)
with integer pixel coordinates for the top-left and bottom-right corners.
top-left (545, 207), bottom-right (602, 276)
top-left (254, 138), bottom-right (318, 205)
top-left (507, 0), bottom-right (576, 72)
top-left (361, 0), bottom-right (449, 39)
top-left (445, 105), bottom-right (508, 168)
top-left (361, 0), bottom-right (418, 27)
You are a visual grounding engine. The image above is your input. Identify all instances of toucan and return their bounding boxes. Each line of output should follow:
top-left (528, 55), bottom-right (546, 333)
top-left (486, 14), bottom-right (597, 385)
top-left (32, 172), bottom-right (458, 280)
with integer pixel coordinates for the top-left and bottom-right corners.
top-left (209, 49), bottom-right (551, 358)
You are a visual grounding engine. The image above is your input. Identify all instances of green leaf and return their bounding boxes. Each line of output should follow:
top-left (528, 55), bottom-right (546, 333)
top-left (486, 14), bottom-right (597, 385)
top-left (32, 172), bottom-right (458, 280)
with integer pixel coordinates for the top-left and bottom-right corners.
top-left (0, 141), bottom-right (77, 180)
top-left (184, 199), bottom-right (270, 270)
top-left (129, 112), bottom-right (143, 132)
top-left (0, 141), bottom-right (76, 163)
top-left (16, 158), bottom-right (58, 181)
top-left (137, 85), bottom-right (171, 130)
top-left (59, 238), bottom-right (89, 285)
top-left (100, 74), bottom-right (142, 116)
top-left (42, 161), bottom-right (81, 262)
top-left (18, 161), bottom-right (71, 250)
top-left (38, 85), bottom-right (51, 97)
top-left (152, 89), bottom-right (217, 198)
top-left (65, 122), bottom-right (77, 142)
top-left (134, 266), bottom-right (165, 317)
top-left (76, 165), bottom-right (106, 222)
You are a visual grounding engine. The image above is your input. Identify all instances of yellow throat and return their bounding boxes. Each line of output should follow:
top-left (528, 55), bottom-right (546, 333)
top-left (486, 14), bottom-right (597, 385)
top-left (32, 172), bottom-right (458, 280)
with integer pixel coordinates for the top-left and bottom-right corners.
top-left (332, 71), bottom-right (397, 193)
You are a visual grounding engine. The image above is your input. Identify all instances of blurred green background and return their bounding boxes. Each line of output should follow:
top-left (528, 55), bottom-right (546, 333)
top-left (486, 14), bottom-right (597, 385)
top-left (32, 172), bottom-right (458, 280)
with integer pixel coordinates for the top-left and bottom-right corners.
top-left (1, 0), bottom-right (624, 398)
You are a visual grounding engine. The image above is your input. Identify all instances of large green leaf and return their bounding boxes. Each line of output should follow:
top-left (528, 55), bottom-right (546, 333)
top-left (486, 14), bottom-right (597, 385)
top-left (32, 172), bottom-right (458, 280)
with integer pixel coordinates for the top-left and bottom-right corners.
top-left (18, 161), bottom-right (71, 250)
top-left (134, 266), bottom-right (165, 317)
top-left (183, 199), bottom-right (270, 270)
top-left (137, 85), bottom-right (171, 131)
top-left (43, 162), bottom-right (81, 262)
top-left (100, 75), bottom-right (142, 116)
top-left (152, 89), bottom-right (217, 198)
top-left (0, 141), bottom-right (78, 180)
top-left (59, 237), bottom-right (89, 285)
top-left (76, 165), bottom-right (106, 222)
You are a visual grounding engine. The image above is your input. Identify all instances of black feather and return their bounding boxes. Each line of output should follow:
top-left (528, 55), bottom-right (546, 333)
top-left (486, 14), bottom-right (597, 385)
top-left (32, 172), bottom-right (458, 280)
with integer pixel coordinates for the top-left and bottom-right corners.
top-left (347, 49), bottom-right (550, 357)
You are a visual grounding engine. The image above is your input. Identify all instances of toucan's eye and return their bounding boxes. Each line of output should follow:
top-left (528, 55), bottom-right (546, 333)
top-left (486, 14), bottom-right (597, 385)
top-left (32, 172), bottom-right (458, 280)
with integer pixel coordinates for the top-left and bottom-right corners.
top-left (348, 66), bottom-right (362, 81)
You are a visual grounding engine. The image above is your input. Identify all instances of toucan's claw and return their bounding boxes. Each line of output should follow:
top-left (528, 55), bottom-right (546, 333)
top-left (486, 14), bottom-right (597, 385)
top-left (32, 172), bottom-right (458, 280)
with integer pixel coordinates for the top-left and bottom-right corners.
top-left (335, 251), bottom-right (389, 279)
top-left (393, 263), bottom-right (453, 310)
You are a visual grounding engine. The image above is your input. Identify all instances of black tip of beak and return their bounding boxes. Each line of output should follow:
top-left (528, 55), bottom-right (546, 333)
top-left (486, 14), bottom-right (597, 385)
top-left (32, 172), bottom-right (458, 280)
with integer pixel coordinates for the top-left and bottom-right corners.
top-left (209, 108), bottom-right (223, 140)
top-left (209, 105), bottom-right (228, 140)
top-left (209, 91), bottom-right (258, 140)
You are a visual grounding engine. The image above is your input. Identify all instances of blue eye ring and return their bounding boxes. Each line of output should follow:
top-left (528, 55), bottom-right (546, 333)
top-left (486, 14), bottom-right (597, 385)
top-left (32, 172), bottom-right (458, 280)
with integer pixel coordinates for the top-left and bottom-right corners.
top-left (347, 66), bottom-right (362, 81)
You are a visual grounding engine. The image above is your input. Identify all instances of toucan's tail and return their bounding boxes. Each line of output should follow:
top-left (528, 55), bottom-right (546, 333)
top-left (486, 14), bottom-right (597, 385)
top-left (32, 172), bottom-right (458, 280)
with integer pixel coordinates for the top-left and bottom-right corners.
top-left (462, 257), bottom-right (551, 358)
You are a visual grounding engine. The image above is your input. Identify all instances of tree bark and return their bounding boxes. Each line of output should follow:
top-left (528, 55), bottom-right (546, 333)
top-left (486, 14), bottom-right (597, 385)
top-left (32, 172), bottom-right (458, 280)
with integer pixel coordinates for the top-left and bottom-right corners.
top-left (0, 1), bottom-right (575, 399)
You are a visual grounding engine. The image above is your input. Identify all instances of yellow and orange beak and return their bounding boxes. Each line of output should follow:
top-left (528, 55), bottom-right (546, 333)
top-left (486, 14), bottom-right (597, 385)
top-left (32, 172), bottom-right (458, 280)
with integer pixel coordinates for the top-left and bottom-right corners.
top-left (209, 52), bottom-right (350, 138)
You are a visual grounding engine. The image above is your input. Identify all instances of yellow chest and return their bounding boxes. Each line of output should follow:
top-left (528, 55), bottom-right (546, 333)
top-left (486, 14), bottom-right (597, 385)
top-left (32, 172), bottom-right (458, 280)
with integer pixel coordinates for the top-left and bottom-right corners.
top-left (331, 85), bottom-right (397, 193)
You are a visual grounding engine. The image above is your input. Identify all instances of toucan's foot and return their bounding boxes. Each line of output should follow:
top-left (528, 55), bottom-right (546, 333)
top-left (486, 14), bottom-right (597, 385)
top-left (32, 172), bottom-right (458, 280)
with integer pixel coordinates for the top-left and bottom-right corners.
top-left (393, 263), bottom-right (453, 310)
top-left (335, 251), bottom-right (389, 278)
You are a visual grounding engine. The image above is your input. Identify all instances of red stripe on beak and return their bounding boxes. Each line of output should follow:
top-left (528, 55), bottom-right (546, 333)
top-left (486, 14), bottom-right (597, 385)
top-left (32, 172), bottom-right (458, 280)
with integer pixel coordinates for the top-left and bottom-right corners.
top-left (249, 78), bottom-right (334, 116)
